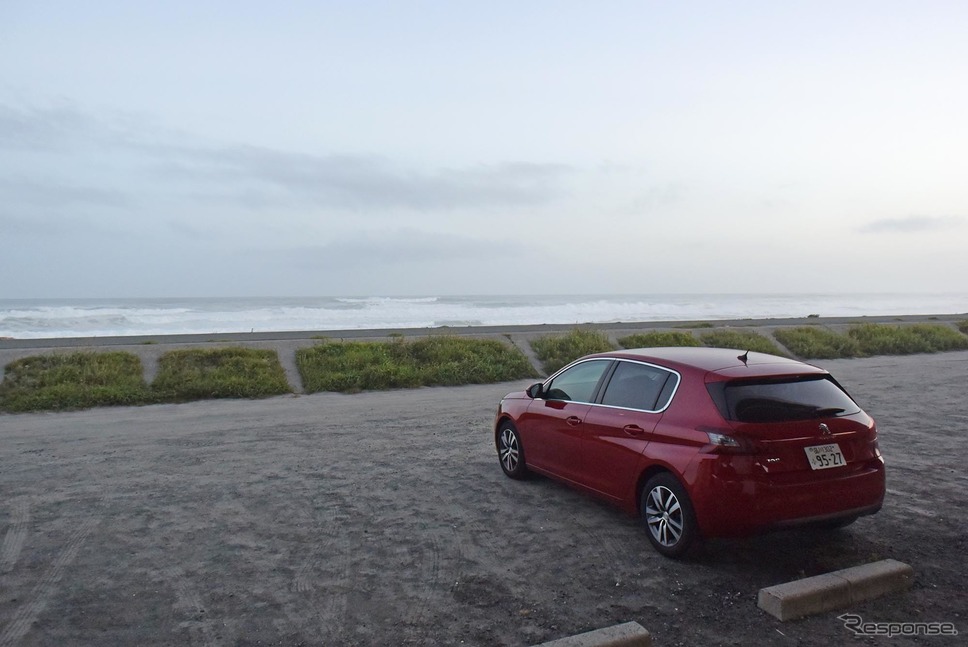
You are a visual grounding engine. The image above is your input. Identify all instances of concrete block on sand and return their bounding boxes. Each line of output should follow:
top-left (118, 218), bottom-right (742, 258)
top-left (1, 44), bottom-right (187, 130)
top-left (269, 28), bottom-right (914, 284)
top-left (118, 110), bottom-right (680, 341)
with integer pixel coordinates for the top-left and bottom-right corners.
top-left (533, 621), bottom-right (652, 647)
top-left (758, 559), bottom-right (914, 621)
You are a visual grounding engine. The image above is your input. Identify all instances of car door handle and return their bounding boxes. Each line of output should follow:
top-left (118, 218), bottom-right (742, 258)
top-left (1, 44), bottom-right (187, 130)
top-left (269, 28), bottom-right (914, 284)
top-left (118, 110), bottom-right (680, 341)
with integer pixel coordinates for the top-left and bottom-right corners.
top-left (623, 424), bottom-right (645, 436)
top-left (566, 416), bottom-right (582, 426)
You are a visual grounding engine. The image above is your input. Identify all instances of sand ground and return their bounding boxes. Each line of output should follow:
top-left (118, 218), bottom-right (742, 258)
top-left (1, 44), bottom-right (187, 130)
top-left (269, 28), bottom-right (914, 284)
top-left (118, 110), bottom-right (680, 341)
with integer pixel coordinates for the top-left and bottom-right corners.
top-left (1, 350), bottom-right (966, 645)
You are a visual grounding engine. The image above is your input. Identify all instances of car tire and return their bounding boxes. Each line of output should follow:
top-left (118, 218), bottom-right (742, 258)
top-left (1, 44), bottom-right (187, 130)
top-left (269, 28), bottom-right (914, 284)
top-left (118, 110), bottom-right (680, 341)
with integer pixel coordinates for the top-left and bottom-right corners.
top-left (497, 421), bottom-right (528, 480)
top-left (641, 473), bottom-right (698, 558)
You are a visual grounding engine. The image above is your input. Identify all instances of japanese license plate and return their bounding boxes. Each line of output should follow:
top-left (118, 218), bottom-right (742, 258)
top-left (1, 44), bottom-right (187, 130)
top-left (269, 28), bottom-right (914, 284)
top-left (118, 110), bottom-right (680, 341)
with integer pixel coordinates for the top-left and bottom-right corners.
top-left (804, 443), bottom-right (845, 470)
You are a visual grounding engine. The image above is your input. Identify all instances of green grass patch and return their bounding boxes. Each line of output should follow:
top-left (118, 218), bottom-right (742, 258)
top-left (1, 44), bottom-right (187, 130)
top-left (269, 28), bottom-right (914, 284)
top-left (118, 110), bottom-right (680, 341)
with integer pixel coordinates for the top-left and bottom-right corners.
top-left (959, 320), bottom-right (968, 336)
top-left (530, 329), bottom-right (616, 375)
top-left (773, 327), bottom-right (861, 359)
top-left (699, 330), bottom-right (786, 356)
top-left (296, 336), bottom-right (538, 393)
top-left (847, 323), bottom-right (968, 356)
top-left (152, 347), bottom-right (291, 401)
top-left (674, 322), bottom-right (714, 329)
top-left (618, 331), bottom-right (700, 349)
top-left (0, 352), bottom-right (152, 412)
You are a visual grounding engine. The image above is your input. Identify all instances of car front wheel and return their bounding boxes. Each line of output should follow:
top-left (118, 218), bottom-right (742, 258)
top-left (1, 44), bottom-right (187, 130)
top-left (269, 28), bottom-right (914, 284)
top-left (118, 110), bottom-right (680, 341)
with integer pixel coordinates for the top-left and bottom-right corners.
top-left (497, 422), bottom-right (528, 479)
top-left (641, 473), bottom-right (698, 558)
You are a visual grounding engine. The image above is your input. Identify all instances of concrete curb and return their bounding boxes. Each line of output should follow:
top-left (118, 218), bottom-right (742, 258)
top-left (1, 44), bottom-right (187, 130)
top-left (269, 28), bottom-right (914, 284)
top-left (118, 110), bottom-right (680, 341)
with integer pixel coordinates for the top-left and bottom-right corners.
top-left (758, 559), bottom-right (914, 621)
top-left (532, 621), bottom-right (652, 647)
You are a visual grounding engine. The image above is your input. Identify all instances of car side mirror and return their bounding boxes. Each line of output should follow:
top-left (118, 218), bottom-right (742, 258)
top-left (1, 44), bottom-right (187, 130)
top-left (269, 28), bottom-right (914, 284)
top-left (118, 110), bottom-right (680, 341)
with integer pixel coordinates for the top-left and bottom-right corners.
top-left (526, 382), bottom-right (544, 399)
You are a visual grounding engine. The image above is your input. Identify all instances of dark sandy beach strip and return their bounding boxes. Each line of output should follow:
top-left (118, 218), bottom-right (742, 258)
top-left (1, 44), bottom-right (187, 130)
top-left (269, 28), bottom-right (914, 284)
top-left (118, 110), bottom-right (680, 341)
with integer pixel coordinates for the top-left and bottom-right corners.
top-left (2, 312), bottom-right (965, 350)
top-left (1, 349), bottom-right (967, 644)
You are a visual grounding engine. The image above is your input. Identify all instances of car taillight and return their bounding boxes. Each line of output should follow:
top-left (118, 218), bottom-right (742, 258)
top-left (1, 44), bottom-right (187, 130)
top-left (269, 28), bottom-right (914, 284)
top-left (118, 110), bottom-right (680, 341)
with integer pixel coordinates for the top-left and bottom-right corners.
top-left (869, 420), bottom-right (881, 458)
top-left (703, 431), bottom-right (759, 454)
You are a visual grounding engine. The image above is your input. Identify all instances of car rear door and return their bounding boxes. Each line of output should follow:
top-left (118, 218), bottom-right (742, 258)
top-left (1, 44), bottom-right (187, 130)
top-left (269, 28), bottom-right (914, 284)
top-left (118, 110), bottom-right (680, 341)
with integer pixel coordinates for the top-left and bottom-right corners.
top-left (580, 361), bottom-right (679, 500)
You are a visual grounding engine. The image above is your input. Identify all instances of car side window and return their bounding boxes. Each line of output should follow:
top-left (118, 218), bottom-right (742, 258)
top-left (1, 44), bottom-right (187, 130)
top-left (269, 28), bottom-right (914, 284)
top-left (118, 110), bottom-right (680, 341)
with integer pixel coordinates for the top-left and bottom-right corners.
top-left (544, 360), bottom-right (610, 403)
top-left (654, 371), bottom-right (679, 411)
top-left (601, 361), bottom-right (677, 411)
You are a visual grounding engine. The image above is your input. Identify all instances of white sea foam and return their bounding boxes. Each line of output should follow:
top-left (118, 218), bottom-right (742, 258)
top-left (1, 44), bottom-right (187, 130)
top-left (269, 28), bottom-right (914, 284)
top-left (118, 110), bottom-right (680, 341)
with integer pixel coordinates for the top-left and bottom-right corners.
top-left (1, 293), bottom-right (966, 339)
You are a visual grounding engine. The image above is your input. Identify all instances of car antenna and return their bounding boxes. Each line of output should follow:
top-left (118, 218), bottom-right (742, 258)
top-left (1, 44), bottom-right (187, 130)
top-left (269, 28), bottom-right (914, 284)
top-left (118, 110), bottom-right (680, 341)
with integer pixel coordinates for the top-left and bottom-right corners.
top-left (738, 350), bottom-right (750, 365)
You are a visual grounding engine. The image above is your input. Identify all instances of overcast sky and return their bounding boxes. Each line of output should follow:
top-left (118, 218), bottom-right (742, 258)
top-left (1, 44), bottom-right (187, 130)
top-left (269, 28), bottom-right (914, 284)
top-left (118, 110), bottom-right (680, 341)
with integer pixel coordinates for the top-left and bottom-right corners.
top-left (1, 1), bottom-right (966, 298)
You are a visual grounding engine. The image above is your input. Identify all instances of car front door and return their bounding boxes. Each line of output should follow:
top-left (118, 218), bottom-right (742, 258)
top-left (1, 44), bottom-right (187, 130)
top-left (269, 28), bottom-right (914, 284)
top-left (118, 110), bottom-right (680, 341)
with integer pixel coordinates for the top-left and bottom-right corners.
top-left (525, 359), bottom-right (611, 483)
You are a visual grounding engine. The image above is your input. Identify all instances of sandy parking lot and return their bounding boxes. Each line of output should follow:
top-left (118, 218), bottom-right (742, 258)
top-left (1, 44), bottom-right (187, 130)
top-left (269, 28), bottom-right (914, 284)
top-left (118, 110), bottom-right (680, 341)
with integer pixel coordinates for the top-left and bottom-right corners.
top-left (1, 351), bottom-right (967, 645)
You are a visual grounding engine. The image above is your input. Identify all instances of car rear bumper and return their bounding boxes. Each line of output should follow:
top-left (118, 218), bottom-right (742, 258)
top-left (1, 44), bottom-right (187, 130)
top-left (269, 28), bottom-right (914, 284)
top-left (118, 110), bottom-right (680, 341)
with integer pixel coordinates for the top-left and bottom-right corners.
top-left (689, 455), bottom-right (886, 538)
top-left (768, 501), bottom-right (882, 528)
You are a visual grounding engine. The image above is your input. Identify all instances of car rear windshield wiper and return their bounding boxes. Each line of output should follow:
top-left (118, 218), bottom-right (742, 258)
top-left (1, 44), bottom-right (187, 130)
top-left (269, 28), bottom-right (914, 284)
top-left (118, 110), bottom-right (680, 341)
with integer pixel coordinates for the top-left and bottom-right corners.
top-left (811, 407), bottom-right (846, 417)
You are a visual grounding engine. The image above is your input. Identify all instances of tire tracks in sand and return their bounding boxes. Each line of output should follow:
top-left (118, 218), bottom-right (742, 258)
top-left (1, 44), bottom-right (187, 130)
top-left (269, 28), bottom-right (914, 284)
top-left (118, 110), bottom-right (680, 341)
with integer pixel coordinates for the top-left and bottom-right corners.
top-left (0, 498), bottom-right (29, 573)
top-left (162, 567), bottom-right (220, 647)
top-left (314, 503), bottom-right (352, 639)
top-left (286, 493), bottom-right (353, 644)
top-left (0, 516), bottom-right (98, 647)
top-left (0, 451), bottom-right (106, 646)
top-left (397, 529), bottom-right (445, 640)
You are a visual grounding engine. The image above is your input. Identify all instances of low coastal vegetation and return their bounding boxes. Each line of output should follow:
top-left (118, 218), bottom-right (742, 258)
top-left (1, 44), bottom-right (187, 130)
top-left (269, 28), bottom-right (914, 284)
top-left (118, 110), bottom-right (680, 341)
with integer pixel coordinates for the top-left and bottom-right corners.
top-left (846, 323), bottom-right (968, 355)
top-left (774, 323), bottom-right (968, 359)
top-left (0, 347), bottom-right (290, 412)
top-left (698, 330), bottom-right (786, 356)
top-left (531, 328), bottom-right (786, 374)
top-left (673, 322), bottom-right (714, 328)
top-left (0, 352), bottom-right (152, 412)
top-left (530, 328), bottom-right (616, 374)
top-left (543, 324), bottom-right (968, 365)
top-left (152, 348), bottom-right (291, 401)
top-left (618, 331), bottom-right (700, 348)
top-left (3, 322), bottom-right (967, 412)
top-left (773, 327), bottom-right (861, 359)
top-left (296, 336), bottom-right (538, 393)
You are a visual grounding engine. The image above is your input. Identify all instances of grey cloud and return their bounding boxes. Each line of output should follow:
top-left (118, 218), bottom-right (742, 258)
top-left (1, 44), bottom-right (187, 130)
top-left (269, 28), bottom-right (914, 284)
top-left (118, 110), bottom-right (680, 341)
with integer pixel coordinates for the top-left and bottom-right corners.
top-left (0, 213), bottom-right (48, 235)
top-left (0, 103), bottom-right (75, 150)
top-left (617, 183), bottom-right (684, 215)
top-left (0, 101), bottom-right (176, 152)
top-left (0, 178), bottom-right (130, 210)
top-left (2, 100), bottom-right (573, 214)
top-left (0, 102), bottom-right (116, 151)
top-left (162, 146), bottom-right (572, 211)
top-left (0, 211), bottom-right (113, 237)
top-left (858, 216), bottom-right (964, 234)
top-left (267, 229), bottom-right (521, 271)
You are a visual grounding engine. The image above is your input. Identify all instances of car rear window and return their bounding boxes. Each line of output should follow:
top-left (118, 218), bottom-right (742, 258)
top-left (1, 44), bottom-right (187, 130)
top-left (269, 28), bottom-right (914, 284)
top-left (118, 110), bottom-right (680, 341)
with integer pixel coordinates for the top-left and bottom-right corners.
top-left (600, 360), bottom-right (678, 412)
top-left (711, 375), bottom-right (860, 423)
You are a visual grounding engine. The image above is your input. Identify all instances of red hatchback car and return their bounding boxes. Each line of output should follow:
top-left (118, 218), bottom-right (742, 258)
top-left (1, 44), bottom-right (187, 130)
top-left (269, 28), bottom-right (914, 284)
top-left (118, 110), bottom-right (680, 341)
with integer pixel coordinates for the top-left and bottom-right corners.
top-left (494, 347), bottom-right (885, 557)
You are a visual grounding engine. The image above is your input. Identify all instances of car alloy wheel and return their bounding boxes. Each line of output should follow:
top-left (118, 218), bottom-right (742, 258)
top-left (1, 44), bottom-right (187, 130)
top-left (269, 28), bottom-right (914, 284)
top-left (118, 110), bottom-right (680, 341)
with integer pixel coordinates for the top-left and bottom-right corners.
top-left (498, 422), bottom-right (527, 479)
top-left (646, 486), bottom-right (683, 546)
top-left (641, 473), bottom-right (697, 557)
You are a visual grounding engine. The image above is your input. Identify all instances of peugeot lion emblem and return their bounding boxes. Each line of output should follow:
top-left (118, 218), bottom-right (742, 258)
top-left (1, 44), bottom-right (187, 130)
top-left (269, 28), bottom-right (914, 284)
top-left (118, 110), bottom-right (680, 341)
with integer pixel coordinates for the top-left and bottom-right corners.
top-left (819, 423), bottom-right (831, 436)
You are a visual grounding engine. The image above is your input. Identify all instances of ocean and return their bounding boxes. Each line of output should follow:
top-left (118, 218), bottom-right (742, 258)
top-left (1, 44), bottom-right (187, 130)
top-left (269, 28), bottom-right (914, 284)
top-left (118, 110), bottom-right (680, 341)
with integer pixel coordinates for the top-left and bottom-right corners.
top-left (2, 293), bottom-right (967, 340)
